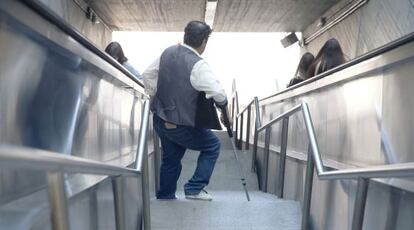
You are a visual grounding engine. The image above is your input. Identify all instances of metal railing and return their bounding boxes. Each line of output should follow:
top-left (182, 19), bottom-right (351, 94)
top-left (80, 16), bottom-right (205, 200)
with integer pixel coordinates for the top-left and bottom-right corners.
top-left (0, 100), bottom-right (152, 230)
top-left (234, 97), bottom-right (262, 173)
top-left (235, 100), bottom-right (414, 230)
top-left (230, 79), bottom-right (240, 126)
top-left (261, 31), bottom-right (414, 102)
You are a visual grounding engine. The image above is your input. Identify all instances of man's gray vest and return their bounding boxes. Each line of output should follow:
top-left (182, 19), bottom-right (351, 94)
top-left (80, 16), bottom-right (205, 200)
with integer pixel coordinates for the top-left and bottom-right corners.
top-left (151, 45), bottom-right (221, 129)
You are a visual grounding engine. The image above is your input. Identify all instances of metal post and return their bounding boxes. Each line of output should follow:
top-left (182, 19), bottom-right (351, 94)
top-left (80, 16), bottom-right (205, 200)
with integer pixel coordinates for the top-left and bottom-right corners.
top-left (231, 97), bottom-right (235, 122)
top-left (351, 178), bottom-right (369, 230)
top-left (245, 106), bottom-right (251, 150)
top-left (153, 131), bottom-right (161, 193)
top-left (112, 177), bottom-right (126, 230)
top-left (235, 92), bottom-right (240, 115)
top-left (142, 140), bottom-right (151, 230)
top-left (239, 113), bottom-right (244, 149)
top-left (251, 97), bottom-right (261, 173)
top-left (254, 97), bottom-right (262, 127)
top-left (277, 117), bottom-right (289, 198)
top-left (263, 127), bottom-right (271, 192)
top-left (301, 146), bottom-right (315, 230)
top-left (252, 129), bottom-right (258, 173)
top-left (135, 100), bottom-right (151, 230)
top-left (47, 171), bottom-right (70, 230)
top-left (235, 116), bottom-right (239, 149)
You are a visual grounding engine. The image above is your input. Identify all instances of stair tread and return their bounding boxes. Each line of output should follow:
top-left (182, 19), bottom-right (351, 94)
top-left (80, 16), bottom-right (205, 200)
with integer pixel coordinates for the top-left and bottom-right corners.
top-left (151, 190), bottom-right (301, 229)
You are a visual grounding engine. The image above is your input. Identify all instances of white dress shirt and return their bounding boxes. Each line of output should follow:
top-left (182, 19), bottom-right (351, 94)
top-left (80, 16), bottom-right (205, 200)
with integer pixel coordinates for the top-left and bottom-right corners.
top-left (143, 44), bottom-right (227, 104)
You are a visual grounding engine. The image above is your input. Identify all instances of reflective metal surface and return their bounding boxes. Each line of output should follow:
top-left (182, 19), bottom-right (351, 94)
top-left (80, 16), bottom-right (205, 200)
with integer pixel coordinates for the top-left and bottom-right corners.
top-left (0, 0), bottom-right (146, 208)
top-left (260, 40), bottom-right (414, 168)
top-left (252, 36), bottom-right (414, 230)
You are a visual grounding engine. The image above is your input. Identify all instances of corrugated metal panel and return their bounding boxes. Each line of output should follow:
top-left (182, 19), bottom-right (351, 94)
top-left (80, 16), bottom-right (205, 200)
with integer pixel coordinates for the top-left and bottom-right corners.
top-left (86, 0), bottom-right (206, 31)
top-left (85, 0), bottom-right (340, 32)
top-left (303, 0), bottom-right (414, 59)
top-left (213, 0), bottom-right (340, 32)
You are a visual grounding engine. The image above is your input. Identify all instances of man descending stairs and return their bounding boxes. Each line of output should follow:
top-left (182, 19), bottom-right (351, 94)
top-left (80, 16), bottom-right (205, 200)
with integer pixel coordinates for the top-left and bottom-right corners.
top-left (151, 131), bottom-right (302, 230)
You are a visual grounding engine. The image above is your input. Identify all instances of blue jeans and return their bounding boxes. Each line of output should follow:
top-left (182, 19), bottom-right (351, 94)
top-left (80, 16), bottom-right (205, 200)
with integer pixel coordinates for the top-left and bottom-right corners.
top-left (153, 115), bottom-right (220, 199)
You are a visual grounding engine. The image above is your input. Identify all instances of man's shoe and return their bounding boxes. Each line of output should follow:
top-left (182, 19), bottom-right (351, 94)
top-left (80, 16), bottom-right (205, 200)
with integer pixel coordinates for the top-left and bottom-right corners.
top-left (185, 190), bottom-right (212, 201)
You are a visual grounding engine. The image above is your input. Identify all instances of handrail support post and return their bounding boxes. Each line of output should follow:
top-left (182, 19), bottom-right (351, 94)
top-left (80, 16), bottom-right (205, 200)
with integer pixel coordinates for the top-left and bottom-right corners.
top-left (301, 145), bottom-right (314, 230)
top-left (141, 139), bottom-right (151, 230)
top-left (277, 117), bottom-right (289, 198)
top-left (245, 106), bottom-right (251, 150)
top-left (235, 116), bottom-right (239, 149)
top-left (47, 171), bottom-right (70, 230)
top-left (263, 127), bottom-right (271, 192)
top-left (239, 113), bottom-right (244, 149)
top-left (112, 176), bottom-right (126, 230)
top-left (251, 97), bottom-right (261, 173)
top-left (252, 130), bottom-right (258, 173)
top-left (351, 177), bottom-right (369, 230)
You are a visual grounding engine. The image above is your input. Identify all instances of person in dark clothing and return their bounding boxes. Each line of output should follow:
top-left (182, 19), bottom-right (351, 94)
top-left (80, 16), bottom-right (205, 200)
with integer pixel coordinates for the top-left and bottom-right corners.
top-left (143, 21), bottom-right (228, 201)
top-left (287, 52), bottom-right (315, 87)
top-left (307, 38), bottom-right (346, 79)
top-left (105, 41), bottom-right (142, 80)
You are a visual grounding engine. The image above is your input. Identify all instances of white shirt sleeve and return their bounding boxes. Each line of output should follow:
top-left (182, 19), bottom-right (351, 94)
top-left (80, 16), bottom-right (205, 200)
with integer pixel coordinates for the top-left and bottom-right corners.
top-left (142, 56), bottom-right (160, 96)
top-left (190, 60), bottom-right (227, 104)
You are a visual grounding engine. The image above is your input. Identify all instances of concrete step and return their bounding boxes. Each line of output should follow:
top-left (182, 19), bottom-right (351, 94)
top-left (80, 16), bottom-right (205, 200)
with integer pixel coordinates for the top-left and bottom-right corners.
top-left (177, 150), bottom-right (259, 191)
top-left (213, 131), bottom-right (234, 150)
top-left (151, 191), bottom-right (301, 230)
top-left (168, 190), bottom-right (281, 202)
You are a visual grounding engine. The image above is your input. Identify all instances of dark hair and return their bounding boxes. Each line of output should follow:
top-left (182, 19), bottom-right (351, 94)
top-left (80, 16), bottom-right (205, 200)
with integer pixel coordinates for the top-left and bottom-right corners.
top-left (295, 52), bottom-right (315, 78)
top-left (184, 21), bottom-right (212, 48)
top-left (307, 38), bottom-right (346, 78)
top-left (105, 42), bottom-right (128, 64)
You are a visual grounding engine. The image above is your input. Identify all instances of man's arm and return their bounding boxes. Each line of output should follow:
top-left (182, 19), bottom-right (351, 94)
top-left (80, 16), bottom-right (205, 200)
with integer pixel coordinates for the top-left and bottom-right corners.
top-left (190, 60), bottom-right (227, 105)
top-left (190, 60), bottom-right (232, 126)
top-left (142, 56), bottom-right (160, 96)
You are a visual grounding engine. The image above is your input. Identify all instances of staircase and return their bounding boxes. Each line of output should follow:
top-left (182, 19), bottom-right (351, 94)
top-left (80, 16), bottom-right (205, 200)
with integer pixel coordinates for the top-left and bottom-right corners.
top-left (150, 131), bottom-right (302, 230)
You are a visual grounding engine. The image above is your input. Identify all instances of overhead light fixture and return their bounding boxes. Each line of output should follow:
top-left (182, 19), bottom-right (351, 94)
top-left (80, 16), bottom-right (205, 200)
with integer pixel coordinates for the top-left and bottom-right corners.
top-left (205, 0), bottom-right (218, 27)
top-left (280, 32), bottom-right (299, 48)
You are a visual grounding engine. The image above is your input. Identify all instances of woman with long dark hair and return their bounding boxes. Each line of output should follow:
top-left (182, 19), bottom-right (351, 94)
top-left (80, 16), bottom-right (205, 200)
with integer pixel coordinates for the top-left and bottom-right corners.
top-left (105, 42), bottom-right (142, 80)
top-left (307, 38), bottom-right (346, 79)
top-left (287, 52), bottom-right (315, 87)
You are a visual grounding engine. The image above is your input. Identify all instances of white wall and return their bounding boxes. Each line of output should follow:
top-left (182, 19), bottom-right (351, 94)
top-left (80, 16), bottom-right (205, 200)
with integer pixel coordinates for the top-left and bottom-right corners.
top-left (113, 32), bottom-right (300, 106)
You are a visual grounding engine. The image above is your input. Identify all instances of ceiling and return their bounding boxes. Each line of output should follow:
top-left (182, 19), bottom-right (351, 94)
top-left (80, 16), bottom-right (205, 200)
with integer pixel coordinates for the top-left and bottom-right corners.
top-left (86, 0), bottom-right (341, 32)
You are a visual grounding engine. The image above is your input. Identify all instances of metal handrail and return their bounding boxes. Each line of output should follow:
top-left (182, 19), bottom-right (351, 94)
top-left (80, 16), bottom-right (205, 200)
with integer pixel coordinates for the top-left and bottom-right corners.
top-left (0, 145), bottom-right (140, 177)
top-left (234, 100), bottom-right (414, 230)
top-left (256, 102), bottom-right (414, 181)
top-left (236, 99), bottom-right (254, 118)
top-left (0, 100), bottom-right (151, 230)
top-left (260, 31), bottom-right (414, 102)
top-left (232, 97), bottom-right (260, 151)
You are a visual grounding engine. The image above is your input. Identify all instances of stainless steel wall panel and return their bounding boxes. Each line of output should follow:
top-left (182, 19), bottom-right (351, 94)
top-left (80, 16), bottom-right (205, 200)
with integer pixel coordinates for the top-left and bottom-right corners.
top-left (381, 59), bottom-right (414, 163)
top-left (266, 151), bottom-right (279, 194)
top-left (309, 178), bottom-right (356, 230)
top-left (0, 0), bottom-right (146, 206)
top-left (259, 38), bottom-right (414, 169)
top-left (325, 75), bottom-right (383, 166)
top-left (282, 158), bottom-right (305, 202)
top-left (303, 0), bottom-right (414, 61)
top-left (253, 18), bottom-right (414, 229)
